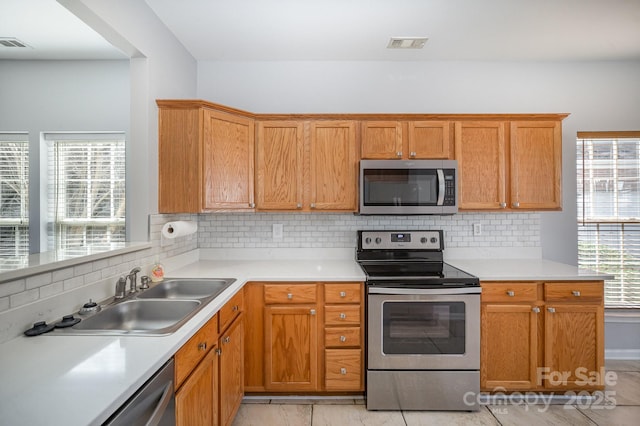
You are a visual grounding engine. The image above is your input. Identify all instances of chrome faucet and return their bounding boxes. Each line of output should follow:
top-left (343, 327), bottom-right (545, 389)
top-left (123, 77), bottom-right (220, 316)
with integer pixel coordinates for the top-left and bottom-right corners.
top-left (127, 267), bottom-right (142, 294)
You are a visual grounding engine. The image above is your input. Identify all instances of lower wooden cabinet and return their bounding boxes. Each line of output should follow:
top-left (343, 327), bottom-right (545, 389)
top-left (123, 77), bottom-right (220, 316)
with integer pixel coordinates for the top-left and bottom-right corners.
top-left (176, 348), bottom-right (219, 426)
top-left (244, 281), bottom-right (364, 393)
top-left (481, 281), bottom-right (604, 392)
top-left (219, 313), bottom-right (244, 426)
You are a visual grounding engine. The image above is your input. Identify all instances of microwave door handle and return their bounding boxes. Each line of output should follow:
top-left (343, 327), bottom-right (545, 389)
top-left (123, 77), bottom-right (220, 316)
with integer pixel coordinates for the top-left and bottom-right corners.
top-left (437, 169), bottom-right (445, 206)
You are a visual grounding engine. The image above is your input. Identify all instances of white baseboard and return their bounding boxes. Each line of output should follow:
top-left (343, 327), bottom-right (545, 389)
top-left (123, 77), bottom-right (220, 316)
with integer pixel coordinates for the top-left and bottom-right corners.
top-left (605, 349), bottom-right (640, 360)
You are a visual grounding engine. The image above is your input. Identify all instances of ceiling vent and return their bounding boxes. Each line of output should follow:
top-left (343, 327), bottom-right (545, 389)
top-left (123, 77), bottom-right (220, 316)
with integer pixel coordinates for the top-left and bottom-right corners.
top-left (387, 37), bottom-right (428, 49)
top-left (0, 38), bottom-right (30, 48)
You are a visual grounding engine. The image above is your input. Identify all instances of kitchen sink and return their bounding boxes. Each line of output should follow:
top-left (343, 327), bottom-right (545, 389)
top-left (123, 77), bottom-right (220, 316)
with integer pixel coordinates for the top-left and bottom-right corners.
top-left (66, 299), bottom-right (203, 335)
top-left (136, 278), bottom-right (235, 300)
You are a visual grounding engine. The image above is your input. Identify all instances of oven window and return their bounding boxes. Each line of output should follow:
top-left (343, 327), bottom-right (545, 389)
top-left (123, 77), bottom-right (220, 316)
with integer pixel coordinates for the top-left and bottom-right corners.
top-left (363, 169), bottom-right (438, 206)
top-left (382, 301), bottom-right (466, 355)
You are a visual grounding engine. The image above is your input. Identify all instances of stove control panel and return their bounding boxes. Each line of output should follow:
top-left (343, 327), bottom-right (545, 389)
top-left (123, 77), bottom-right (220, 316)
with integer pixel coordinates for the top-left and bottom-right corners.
top-left (359, 230), bottom-right (443, 250)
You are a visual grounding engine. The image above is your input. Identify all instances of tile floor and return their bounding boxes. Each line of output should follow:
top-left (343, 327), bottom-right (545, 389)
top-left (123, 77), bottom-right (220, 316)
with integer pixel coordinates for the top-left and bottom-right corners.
top-left (232, 361), bottom-right (640, 426)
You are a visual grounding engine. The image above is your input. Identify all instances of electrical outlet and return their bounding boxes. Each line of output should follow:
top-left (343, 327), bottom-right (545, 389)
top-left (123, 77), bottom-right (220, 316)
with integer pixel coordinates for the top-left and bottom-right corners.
top-left (473, 223), bottom-right (482, 236)
top-left (272, 223), bottom-right (283, 240)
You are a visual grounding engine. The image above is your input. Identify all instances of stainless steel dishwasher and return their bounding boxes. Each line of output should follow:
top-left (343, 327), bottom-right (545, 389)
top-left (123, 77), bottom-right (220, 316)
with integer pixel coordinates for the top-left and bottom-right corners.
top-left (104, 359), bottom-right (175, 425)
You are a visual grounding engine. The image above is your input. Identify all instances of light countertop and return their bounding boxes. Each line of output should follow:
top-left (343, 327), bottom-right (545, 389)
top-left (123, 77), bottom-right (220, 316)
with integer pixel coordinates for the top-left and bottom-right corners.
top-left (0, 254), bottom-right (612, 425)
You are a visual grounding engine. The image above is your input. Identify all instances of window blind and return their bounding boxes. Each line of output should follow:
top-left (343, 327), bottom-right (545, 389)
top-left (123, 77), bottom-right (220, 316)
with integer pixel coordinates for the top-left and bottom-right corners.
top-left (46, 134), bottom-right (125, 252)
top-left (0, 135), bottom-right (29, 257)
top-left (577, 132), bottom-right (640, 307)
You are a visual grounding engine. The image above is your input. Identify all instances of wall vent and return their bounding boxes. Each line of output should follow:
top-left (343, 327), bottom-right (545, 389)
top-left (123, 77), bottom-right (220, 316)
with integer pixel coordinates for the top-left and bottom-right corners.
top-left (387, 37), bottom-right (428, 49)
top-left (0, 38), bottom-right (30, 48)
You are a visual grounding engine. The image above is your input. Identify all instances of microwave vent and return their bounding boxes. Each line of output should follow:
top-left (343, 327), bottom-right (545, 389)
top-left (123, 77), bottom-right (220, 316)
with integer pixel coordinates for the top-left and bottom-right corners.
top-left (0, 38), bottom-right (30, 48)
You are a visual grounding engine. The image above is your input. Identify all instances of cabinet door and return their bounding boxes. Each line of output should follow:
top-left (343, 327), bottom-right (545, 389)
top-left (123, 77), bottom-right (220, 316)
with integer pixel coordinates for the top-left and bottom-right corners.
top-left (455, 121), bottom-right (507, 210)
top-left (176, 347), bottom-right (218, 426)
top-left (544, 304), bottom-right (604, 390)
top-left (407, 121), bottom-right (451, 159)
top-left (510, 121), bottom-right (562, 210)
top-left (481, 304), bottom-right (539, 390)
top-left (255, 121), bottom-right (304, 210)
top-left (219, 315), bottom-right (244, 426)
top-left (264, 305), bottom-right (319, 391)
top-left (361, 121), bottom-right (403, 159)
top-left (203, 110), bottom-right (255, 210)
top-left (309, 121), bottom-right (358, 211)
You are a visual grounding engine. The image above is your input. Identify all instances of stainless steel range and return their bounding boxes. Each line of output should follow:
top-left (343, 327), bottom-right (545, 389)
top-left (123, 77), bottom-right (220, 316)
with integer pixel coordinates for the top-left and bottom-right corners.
top-left (357, 230), bottom-right (481, 411)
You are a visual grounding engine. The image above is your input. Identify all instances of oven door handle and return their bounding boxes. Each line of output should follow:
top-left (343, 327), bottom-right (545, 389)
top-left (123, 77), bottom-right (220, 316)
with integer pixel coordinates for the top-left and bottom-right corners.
top-left (368, 287), bottom-right (481, 295)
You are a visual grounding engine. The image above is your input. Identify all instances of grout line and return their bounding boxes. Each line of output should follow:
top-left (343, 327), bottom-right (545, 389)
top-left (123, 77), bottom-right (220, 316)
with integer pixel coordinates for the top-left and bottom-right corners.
top-left (485, 405), bottom-right (504, 426)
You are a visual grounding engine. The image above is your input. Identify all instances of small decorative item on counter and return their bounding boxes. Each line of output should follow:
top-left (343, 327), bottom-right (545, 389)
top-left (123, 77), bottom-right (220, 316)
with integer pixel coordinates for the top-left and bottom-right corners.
top-left (151, 263), bottom-right (165, 282)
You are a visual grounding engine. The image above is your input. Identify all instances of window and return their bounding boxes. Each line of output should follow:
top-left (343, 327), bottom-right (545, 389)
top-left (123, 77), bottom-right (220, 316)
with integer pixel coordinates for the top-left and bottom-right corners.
top-left (46, 133), bottom-right (126, 254)
top-left (0, 134), bottom-right (29, 257)
top-left (577, 131), bottom-right (640, 308)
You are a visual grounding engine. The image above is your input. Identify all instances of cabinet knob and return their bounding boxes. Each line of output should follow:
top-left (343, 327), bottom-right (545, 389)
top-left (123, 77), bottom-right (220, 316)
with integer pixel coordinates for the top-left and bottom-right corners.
top-left (396, 151), bottom-right (402, 158)
top-left (249, 202), bottom-right (255, 208)
top-left (506, 290), bottom-right (515, 297)
top-left (215, 348), bottom-right (222, 356)
top-left (572, 290), bottom-right (581, 297)
top-left (547, 307), bottom-right (556, 313)
top-left (310, 309), bottom-right (316, 316)
top-left (532, 307), bottom-right (541, 313)
top-left (223, 336), bottom-right (231, 344)
top-left (340, 336), bottom-right (347, 342)
top-left (297, 203), bottom-right (302, 209)
top-left (339, 313), bottom-right (347, 319)
top-left (198, 342), bottom-right (207, 351)
top-left (310, 203), bottom-right (316, 209)
top-left (340, 368), bottom-right (347, 375)
top-left (410, 151), bottom-right (417, 158)
top-left (340, 291), bottom-right (347, 298)
top-left (232, 305), bottom-right (239, 312)
top-left (499, 202), bottom-right (507, 208)
top-left (287, 293), bottom-right (293, 299)
top-left (512, 202), bottom-right (520, 208)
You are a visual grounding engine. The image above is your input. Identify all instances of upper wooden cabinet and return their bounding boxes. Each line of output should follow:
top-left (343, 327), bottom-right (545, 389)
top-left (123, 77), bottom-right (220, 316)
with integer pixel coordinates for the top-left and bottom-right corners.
top-left (361, 120), bottom-right (451, 159)
top-left (158, 101), bottom-right (255, 213)
top-left (455, 119), bottom-right (563, 211)
top-left (255, 120), bottom-right (358, 212)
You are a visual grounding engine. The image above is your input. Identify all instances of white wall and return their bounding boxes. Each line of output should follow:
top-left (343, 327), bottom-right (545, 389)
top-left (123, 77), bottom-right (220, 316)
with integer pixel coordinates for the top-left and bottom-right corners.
top-left (197, 59), bottom-right (640, 265)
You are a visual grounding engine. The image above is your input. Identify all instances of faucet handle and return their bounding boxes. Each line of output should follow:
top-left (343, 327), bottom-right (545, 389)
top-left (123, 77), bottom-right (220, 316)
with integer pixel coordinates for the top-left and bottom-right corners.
top-left (115, 277), bottom-right (127, 299)
top-left (140, 276), bottom-right (151, 290)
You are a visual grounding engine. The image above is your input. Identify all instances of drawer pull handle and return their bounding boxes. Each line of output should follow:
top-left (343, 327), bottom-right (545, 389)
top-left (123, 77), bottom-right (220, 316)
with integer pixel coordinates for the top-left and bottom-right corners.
top-left (340, 313), bottom-right (347, 319)
top-left (232, 305), bottom-right (239, 312)
top-left (310, 309), bottom-right (316, 316)
top-left (572, 290), bottom-right (581, 297)
top-left (223, 336), bottom-right (231, 344)
top-left (340, 368), bottom-right (347, 375)
top-left (287, 293), bottom-right (293, 300)
top-left (532, 307), bottom-right (540, 313)
top-left (340, 336), bottom-right (347, 342)
top-left (548, 307), bottom-right (556, 313)
top-left (506, 291), bottom-right (515, 297)
top-left (340, 291), bottom-right (347, 298)
top-left (198, 342), bottom-right (207, 351)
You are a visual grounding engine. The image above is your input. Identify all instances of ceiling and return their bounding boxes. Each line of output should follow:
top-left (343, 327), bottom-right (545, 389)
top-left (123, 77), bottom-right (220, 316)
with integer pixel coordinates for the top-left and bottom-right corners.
top-left (2, 0), bottom-right (640, 61)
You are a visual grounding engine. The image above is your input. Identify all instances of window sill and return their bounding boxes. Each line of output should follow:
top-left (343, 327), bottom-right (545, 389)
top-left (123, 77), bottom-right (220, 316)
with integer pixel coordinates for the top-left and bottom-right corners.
top-left (0, 242), bottom-right (151, 284)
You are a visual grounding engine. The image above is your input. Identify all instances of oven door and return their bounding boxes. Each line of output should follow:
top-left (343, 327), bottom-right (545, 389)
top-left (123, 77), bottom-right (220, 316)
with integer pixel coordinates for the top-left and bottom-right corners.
top-left (367, 287), bottom-right (480, 371)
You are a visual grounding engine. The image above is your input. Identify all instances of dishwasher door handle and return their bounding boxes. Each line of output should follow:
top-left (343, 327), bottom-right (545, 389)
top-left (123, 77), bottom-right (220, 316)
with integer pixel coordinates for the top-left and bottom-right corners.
top-left (146, 380), bottom-right (173, 426)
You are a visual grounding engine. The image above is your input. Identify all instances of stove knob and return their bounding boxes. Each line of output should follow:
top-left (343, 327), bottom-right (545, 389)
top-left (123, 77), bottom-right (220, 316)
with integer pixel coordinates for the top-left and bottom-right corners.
top-left (430, 237), bottom-right (438, 244)
top-left (375, 237), bottom-right (382, 244)
top-left (364, 237), bottom-right (372, 245)
top-left (420, 237), bottom-right (427, 244)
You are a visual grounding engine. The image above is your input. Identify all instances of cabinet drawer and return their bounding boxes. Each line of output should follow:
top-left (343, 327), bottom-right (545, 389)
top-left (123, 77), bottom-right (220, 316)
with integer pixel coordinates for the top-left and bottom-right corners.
top-left (325, 349), bottom-right (362, 390)
top-left (264, 283), bottom-right (317, 304)
top-left (175, 315), bottom-right (218, 388)
top-left (219, 290), bottom-right (243, 333)
top-left (481, 283), bottom-right (538, 303)
top-left (324, 283), bottom-right (362, 304)
top-left (325, 305), bottom-right (361, 326)
top-left (325, 327), bottom-right (361, 348)
top-left (544, 282), bottom-right (603, 303)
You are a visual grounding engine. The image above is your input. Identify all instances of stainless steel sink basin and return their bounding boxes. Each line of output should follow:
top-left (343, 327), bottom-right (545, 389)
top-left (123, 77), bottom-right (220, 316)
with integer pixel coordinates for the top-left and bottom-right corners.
top-left (136, 278), bottom-right (235, 300)
top-left (63, 299), bottom-right (202, 335)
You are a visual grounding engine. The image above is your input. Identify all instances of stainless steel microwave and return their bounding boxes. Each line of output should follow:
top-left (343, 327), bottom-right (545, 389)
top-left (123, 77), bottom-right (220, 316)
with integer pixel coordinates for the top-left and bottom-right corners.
top-left (359, 159), bottom-right (458, 215)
